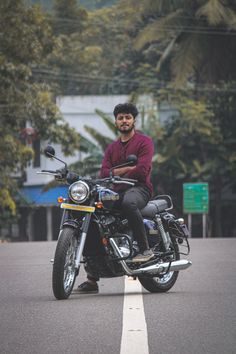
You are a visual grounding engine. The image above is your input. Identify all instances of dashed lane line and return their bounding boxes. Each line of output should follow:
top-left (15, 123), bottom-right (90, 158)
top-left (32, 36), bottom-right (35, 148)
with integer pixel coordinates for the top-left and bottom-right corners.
top-left (120, 276), bottom-right (149, 354)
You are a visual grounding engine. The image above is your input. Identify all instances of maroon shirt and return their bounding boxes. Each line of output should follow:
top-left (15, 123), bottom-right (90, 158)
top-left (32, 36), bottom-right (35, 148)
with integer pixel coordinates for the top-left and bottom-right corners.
top-left (100, 131), bottom-right (154, 195)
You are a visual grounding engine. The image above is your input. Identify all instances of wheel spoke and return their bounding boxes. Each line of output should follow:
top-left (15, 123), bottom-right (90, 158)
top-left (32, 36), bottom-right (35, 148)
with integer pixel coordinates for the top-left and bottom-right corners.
top-left (155, 271), bottom-right (174, 284)
top-left (63, 238), bottom-right (77, 291)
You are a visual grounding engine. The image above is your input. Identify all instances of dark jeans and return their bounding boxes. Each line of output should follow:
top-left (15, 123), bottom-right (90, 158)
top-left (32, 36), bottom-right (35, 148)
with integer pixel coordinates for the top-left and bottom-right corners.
top-left (83, 185), bottom-right (151, 282)
top-left (119, 185), bottom-right (151, 252)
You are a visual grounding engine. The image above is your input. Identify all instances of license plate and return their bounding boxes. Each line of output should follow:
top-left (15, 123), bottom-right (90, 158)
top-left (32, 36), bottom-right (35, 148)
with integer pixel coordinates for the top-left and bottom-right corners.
top-left (60, 203), bottom-right (95, 212)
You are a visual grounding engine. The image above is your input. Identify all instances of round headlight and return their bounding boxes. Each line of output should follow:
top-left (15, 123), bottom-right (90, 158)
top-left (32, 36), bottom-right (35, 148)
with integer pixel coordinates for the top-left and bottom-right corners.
top-left (69, 181), bottom-right (90, 203)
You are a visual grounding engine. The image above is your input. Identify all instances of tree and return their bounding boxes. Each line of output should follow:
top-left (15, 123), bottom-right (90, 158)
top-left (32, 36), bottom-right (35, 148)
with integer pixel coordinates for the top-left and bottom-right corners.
top-left (121, 0), bottom-right (236, 236)
top-left (132, 0), bottom-right (236, 86)
top-left (69, 109), bottom-right (117, 176)
top-left (52, 0), bottom-right (88, 36)
top-left (44, 2), bottom-right (142, 95)
top-left (140, 87), bottom-right (236, 237)
top-left (0, 0), bottom-right (79, 228)
top-left (204, 84), bottom-right (236, 236)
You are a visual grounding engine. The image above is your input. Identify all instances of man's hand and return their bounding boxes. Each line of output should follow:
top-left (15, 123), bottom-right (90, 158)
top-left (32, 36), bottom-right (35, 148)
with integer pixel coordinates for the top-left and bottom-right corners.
top-left (113, 166), bottom-right (135, 176)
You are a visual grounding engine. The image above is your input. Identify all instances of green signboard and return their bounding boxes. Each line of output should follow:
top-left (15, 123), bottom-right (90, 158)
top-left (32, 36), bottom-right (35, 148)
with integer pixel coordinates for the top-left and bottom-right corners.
top-left (183, 183), bottom-right (209, 214)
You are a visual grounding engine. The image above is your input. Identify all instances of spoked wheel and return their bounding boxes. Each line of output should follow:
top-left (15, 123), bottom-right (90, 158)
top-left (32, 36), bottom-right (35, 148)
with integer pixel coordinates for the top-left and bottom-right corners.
top-left (138, 238), bottom-right (180, 293)
top-left (52, 227), bottom-right (79, 300)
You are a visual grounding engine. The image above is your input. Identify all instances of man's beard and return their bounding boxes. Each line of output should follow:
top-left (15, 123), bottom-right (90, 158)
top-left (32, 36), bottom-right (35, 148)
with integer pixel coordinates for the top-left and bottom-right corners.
top-left (117, 123), bottom-right (135, 134)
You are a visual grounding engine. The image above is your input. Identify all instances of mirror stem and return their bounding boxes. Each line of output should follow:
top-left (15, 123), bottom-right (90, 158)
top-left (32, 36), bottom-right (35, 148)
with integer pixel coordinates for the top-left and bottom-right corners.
top-left (48, 153), bottom-right (67, 169)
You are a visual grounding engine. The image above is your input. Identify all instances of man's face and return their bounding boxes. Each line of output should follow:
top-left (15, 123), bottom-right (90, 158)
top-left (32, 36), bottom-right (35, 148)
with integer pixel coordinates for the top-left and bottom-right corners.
top-left (115, 113), bottom-right (135, 134)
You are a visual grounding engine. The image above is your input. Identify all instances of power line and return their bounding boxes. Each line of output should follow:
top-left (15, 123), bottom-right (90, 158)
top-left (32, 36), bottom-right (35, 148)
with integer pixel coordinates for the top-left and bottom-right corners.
top-left (1, 74), bottom-right (236, 97)
top-left (31, 67), bottom-right (236, 91)
top-left (31, 68), bottom-right (139, 84)
top-left (51, 22), bottom-right (236, 36)
top-left (46, 13), bottom-right (236, 36)
top-left (24, 7), bottom-right (236, 36)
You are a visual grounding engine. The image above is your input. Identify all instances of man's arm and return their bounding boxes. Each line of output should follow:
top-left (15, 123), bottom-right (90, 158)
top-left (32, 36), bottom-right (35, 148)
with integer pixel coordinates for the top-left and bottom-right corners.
top-left (124, 137), bottom-right (154, 182)
top-left (113, 166), bottom-right (135, 176)
top-left (100, 145), bottom-right (113, 177)
top-left (100, 143), bottom-right (136, 177)
top-left (101, 156), bottom-right (135, 177)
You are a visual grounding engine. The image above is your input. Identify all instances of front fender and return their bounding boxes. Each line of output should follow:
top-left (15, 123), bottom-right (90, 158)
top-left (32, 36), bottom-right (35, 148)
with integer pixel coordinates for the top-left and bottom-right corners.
top-left (62, 219), bottom-right (80, 230)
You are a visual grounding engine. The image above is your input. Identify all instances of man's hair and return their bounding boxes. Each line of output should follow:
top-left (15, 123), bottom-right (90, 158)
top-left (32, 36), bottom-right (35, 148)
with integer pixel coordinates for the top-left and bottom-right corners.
top-left (113, 103), bottom-right (139, 119)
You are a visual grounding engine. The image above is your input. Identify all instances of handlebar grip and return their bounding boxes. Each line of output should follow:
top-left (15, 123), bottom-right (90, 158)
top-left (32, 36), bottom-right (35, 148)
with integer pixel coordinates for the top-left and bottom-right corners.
top-left (93, 176), bottom-right (137, 185)
top-left (121, 178), bottom-right (138, 183)
top-left (114, 176), bottom-right (137, 183)
top-left (41, 170), bottom-right (57, 173)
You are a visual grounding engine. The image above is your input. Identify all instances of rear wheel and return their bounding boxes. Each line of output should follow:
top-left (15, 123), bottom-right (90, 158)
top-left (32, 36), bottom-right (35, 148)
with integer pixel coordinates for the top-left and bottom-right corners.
top-left (52, 227), bottom-right (79, 300)
top-left (138, 237), bottom-right (179, 293)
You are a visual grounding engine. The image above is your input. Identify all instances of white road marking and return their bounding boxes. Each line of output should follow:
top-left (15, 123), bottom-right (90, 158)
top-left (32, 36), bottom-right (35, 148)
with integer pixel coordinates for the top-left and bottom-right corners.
top-left (120, 276), bottom-right (149, 354)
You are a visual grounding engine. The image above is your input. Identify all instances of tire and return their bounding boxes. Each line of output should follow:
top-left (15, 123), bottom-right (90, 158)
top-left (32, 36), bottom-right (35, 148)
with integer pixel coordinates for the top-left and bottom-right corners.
top-left (138, 237), bottom-right (179, 293)
top-left (52, 227), bottom-right (79, 300)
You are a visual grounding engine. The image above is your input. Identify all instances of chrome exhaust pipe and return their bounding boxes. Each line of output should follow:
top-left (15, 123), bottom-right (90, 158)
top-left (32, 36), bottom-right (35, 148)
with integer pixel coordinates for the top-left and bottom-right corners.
top-left (125, 259), bottom-right (192, 276)
top-left (120, 258), bottom-right (192, 276)
top-left (138, 259), bottom-right (192, 275)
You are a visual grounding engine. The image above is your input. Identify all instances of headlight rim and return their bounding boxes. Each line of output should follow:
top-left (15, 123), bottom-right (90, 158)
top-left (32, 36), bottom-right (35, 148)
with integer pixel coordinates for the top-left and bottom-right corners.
top-left (69, 181), bottom-right (90, 204)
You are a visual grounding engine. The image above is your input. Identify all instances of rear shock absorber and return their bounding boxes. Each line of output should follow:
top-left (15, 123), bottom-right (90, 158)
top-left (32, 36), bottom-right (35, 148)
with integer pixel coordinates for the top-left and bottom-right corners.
top-left (155, 216), bottom-right (171, 251)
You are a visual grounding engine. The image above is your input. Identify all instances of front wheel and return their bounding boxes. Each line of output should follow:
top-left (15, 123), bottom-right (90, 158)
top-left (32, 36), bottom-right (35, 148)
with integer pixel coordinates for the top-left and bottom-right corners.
top-left (138, 238), bottom-right (179, 293)
top-left (52, 227), bottom-right (79, 300)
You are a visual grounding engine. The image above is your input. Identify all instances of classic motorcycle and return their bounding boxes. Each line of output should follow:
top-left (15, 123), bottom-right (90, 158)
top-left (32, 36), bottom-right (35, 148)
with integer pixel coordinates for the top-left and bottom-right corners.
top-left (38, 145), bottom-right (192, 300)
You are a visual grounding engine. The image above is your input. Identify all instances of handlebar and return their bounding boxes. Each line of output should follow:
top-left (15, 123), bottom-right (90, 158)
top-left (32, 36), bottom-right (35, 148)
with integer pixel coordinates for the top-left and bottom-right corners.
top-left (37, 170), bottom-right (137, 186)
top-left (94, 175), bottom-right (138, 186)
top-left (37, 168), bottom-right (67, 179)
top-left (37, 170), bottom-right (59, 176)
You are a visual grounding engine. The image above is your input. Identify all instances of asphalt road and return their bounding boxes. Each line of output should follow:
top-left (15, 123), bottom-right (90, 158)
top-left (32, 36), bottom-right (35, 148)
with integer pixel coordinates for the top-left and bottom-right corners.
top-left (0, 238), bottom-right (236, 354)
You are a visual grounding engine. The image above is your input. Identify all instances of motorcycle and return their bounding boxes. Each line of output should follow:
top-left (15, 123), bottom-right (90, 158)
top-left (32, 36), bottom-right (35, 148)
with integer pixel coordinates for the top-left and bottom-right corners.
top-left (38, 145), bottom-right (192, 300)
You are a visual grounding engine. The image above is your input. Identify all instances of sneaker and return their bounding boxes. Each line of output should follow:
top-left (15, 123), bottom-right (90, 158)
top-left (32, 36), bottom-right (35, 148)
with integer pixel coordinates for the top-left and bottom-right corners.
top-left (132, 249), bottom-right (155, 263)
top-left (76, 281), bottom-right (99, 294)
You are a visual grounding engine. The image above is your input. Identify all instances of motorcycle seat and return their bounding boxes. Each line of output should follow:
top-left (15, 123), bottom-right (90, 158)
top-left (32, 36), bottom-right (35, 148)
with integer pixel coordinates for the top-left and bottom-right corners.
top-left (141, 199), bottom-right (168, 218)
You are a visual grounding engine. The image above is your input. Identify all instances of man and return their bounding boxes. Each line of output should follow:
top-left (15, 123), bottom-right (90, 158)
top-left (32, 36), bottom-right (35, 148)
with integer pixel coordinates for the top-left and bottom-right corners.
top-left (77, 102), bottom-right (154, 293)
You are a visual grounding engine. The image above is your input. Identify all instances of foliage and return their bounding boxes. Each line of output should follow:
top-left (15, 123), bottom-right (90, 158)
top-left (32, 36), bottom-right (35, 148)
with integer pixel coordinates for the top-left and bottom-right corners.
top-left (52, 0), bottom-right (88, 35)
top-left (205, 83), bottom-right (236, 191)
top-left (69, 109), bottom-right (117, 177)
top-left (120, 0), bottom-right (236, 236)
top-left (132, 0), bottom-right (236, 86)
top-left (154, 93), bottom-right (220, 182)
top-left (142, 87), bottom-right (236, 236)
top-left (0, 0), bottom-right (79, 225)
top-left (40, 2), bottom-right (140, 95)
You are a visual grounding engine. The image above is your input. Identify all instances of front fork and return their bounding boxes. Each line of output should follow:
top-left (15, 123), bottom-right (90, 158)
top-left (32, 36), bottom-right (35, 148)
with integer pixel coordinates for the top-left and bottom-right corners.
top-left (74, 213), bottom-right (91, 268)
top-left (59, 209), bottom-right (91, 269)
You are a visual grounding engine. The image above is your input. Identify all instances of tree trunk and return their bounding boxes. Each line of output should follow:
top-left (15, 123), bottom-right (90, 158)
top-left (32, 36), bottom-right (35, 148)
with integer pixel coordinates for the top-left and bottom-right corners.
top-left (214, 174), bottom-right (222, 237)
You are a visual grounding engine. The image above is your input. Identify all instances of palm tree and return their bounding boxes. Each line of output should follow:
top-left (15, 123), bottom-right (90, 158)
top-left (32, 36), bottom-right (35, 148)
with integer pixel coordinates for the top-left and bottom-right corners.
top-left (69, 109), bottom-right (118, 177)
top-left (131, 0), bottom-right (236, 86)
